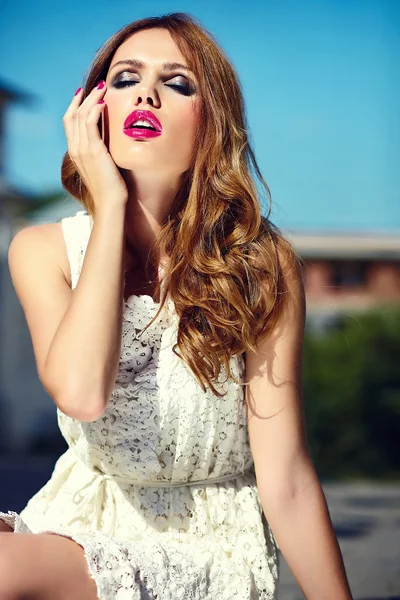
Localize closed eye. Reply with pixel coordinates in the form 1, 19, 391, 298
112, 78, 194, 96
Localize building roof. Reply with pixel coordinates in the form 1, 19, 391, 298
285, 230, 400, 260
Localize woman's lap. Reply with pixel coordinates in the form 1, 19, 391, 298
0, 531, 99, 600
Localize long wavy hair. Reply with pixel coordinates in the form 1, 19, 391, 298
61, 12, 303, 397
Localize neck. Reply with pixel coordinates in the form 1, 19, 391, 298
122, 170, 188, 271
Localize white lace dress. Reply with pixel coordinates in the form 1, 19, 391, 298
0, 210, 279, 599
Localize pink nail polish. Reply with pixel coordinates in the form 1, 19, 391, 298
98, 99, 105, 104
97, 80, 105, 90
74, 87, 82, 96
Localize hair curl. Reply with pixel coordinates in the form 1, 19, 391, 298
61, 12, 303, 397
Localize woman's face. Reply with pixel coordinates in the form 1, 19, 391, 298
103, 28, 200, 178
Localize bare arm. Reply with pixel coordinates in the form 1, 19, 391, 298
8, 205, 126, 422
260, 466, 352, 600
245, 246, 353, 599
44, 206, 126, 419
7, 80, 130, 422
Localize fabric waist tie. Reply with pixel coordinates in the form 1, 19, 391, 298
71, 468, 249, 534
103, 471, 247, 487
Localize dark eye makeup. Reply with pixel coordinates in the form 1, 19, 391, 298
111, 72, 195, 97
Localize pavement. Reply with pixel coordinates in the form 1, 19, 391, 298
1, 457, 399, 599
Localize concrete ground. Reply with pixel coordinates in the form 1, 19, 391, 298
1, 458, 399, 599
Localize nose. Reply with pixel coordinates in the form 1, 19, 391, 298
133, 80, 161, 109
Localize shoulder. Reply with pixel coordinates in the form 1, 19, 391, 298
9, 220, 71, 288
245, 228, 306, 384
257, 219, 305, 317
275, 232, 305, 314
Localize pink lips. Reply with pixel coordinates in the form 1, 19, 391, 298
123, 109, 162, 139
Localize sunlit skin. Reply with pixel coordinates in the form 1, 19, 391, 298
102, 28, 201, 275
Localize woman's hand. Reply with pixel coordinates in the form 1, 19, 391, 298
63, 81, 129, 211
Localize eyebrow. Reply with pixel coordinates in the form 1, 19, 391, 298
109, 59, 193, 73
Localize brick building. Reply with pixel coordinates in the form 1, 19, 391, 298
286, 230, 400, 327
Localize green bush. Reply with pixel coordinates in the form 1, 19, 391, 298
302, 306, 400, 480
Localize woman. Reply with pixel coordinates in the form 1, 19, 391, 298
0, 12, 353, 600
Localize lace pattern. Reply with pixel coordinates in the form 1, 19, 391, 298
0, 210, 279, 599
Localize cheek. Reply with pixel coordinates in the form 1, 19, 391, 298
103, 92, 132, 138
170, 102, 200, 142
184, 103, 199, 130
105, 96, 122, 132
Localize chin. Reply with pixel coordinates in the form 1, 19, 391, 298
111, 154, 145, 172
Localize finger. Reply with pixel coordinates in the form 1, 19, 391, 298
84, 101, 106, 149
63, 87, 84, 154
100, 108, 105, 144
77, 80, 106, 119
78, 81, 107, 153
73, 83, 104, 158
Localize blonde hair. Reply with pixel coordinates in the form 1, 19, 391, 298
61, 12, 303, 397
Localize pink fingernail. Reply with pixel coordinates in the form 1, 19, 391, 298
97, 80, 105, 90
74, 87, 82, 96
98, 99, 105, 104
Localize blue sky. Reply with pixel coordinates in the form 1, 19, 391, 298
1, 0, 399, 231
